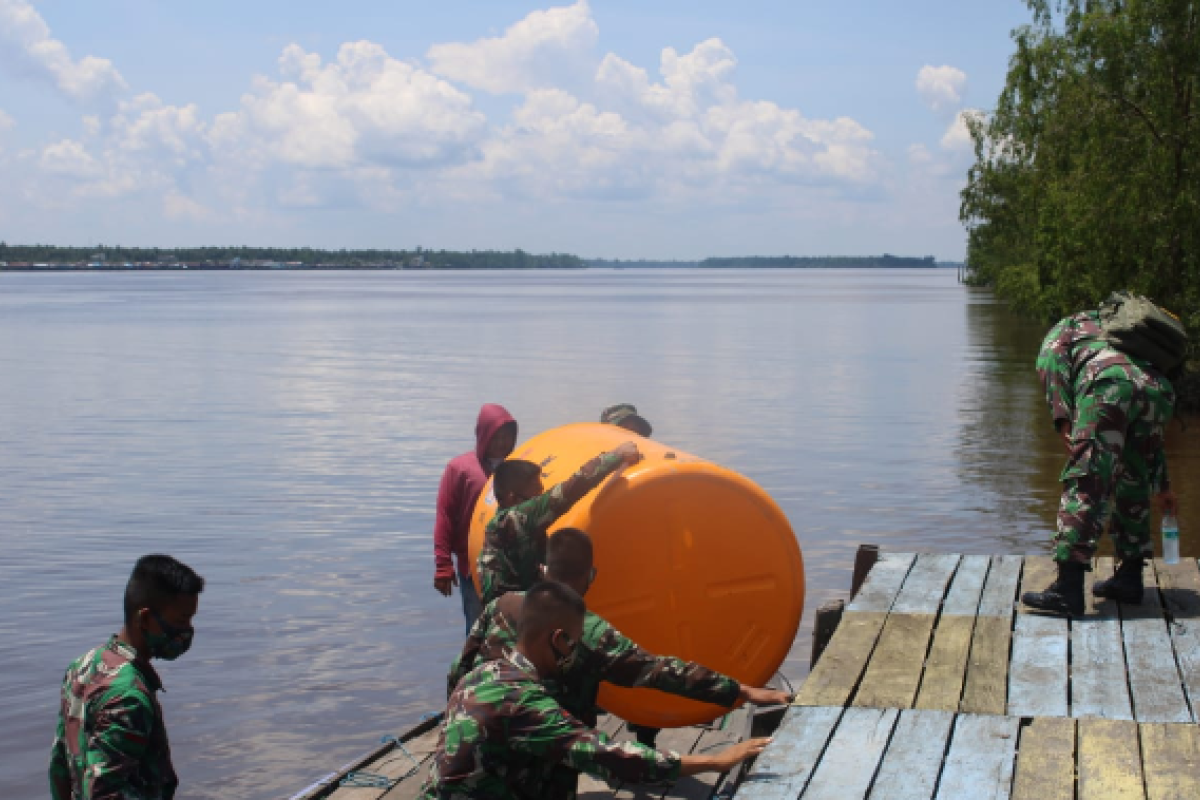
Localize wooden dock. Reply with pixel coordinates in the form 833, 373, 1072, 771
735, 552, 1200, 800
290, 707, 754, 800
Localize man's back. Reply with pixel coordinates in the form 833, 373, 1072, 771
51, 638, 176, 800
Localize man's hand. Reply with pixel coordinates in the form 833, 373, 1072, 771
710, 738, 772, 772
434, 573, 458, 597
1157, 490, 1179, 517
1055, 419, 1072, 454
739, 686, 792, 706
614, 441, 642, 466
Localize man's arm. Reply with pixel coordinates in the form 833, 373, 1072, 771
1036, 316, 1077, 431
592, 625, 742, 706
447, 601, 495, 698
82, 691, 156, 800
49, 709, 72, 800
433, 463, 462, 595
519, 444, 639, 531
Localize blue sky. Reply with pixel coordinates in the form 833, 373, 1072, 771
0, 1, 1032, 259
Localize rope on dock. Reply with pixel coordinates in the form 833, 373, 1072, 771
339, 735, 421, 789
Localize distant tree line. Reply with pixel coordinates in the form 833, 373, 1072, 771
960, 0, 1197, 402
0, 243, 586, 270
698, 255, 938, 268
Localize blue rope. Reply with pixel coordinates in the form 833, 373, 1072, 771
339, 735, 422, 789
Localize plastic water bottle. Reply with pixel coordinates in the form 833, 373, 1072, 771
1162, 513, 1180, 565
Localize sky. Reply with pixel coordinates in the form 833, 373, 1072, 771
0, 0, 1034, 260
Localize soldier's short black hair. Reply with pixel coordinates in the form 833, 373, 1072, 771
494, 460, 542, 504
518, 581, 585, 640
546, 528, 594, 583
124, 554, 205, 623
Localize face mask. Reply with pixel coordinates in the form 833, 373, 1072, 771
550, 631, 582, 675
146, 610, 194, 661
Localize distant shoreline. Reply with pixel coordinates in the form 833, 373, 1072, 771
0, 262, 962, 272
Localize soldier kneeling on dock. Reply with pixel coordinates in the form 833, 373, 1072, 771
448, 529, 790, 797
422, 581, 769, 799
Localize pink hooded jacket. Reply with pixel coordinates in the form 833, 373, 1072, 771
434, 404, 517, 580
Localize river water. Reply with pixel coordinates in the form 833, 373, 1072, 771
1, 269, 1195, 798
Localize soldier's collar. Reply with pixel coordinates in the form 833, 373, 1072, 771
507, 649, 538, 677
106, 635, 165, 692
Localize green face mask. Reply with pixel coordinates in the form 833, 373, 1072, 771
146, 609, 194, 661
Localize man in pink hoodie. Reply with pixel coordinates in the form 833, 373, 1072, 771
434, 404, 518, 633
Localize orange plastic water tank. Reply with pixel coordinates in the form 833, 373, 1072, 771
467, 423, 804, 728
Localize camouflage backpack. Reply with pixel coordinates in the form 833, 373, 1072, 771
1098, 292, 1189, 373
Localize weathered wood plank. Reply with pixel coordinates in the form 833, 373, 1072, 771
1077, 717, 1146, 799
933, 714, 1020, 800
799, 707, 897, 800
1072, 558, 1134, 720
847, 553, 917, 613
977, 555, 1022, 617
330, 738, 436, 800
853, 613, 937, 710
793, 612, 888, 708
1007, 613, 1069, 717
1154, 558, 1200, 722
670, 708, 751, 800
960, 615, 1011, 715
865, 709, 954, 800
914, 616, 975, 712
1010, 716, 1075, 800
732, 706, 842, 800
941, 555, 990, 616
1122, 563, 1192, 724
613, 727, 706, 800
890, 554, 961, 614
1016, 555, 1058, 614
1141, 722, 1200, 800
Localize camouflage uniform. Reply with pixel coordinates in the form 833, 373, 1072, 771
419, 650, 681, 800
49, 637, 177, 800
1037, 310, 1175, 564
448, 593, 741, 723
477, 452, 624, 605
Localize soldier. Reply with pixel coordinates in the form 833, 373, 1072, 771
600, 403, 653, 438
1022, 306, 1178, 616
449, 529, 790, 797
433, 403, 518, 633
420, 581, 770, 799
50, 554, 205, 800
477, 442, 641, 606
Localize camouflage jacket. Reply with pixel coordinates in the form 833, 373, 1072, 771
448, 593, 741, 725
49, 637, 177, 800
477, 452, 624, 605
420, 650, 681, 800
1037, 310, 1172, 488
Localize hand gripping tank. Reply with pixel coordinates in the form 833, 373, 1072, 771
468, 423, 804, 728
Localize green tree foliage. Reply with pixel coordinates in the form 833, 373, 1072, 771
961, 0, 1199, 373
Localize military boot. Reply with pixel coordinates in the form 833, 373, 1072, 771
1021, 560, 1085, 616
1092, 557, 1145, 604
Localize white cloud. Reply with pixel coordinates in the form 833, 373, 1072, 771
0, 108, 13, 130
0, 0, 127, 102
916, 65, 966, 113
427, 0, 598, 94
163, 189, 212, 221
940, 110, 978, 151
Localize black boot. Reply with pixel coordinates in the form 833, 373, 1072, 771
1021, 561, 1086, 616
1092, 557, 1144, 604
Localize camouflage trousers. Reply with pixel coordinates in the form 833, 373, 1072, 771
1053, 366, 1174, 565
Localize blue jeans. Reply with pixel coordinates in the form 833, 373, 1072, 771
459, 573, 483, 635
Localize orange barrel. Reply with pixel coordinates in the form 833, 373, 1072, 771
468, 423, 804, 728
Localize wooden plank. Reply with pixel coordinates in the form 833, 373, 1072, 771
1085, 557, 1118, 617
890, 554, 961, 614
798, 707, 897, 800
613, 727, 706, 799
865, 709, 954, 800
1154, 558, 1200, 721
378, 762, 434, 800
329, 745, 435, 800
732, 706, 842, 800
1141, 722, 1200, 800
1007, 613, 1069, 717
793, 612, 888, 708
1010, 716, 1075, 800
1077, 717, 1146, 799
914, 616, 975, 712
847, 553, 917, 613
941, 555, 990, 616
1016, 554, 1057, 614
933, 714, 1020, 800
960, 615, 1011, 715
852, 613, 936, 710
1122, 563, 1193, 723
671, 708, 751, 800
977, 555, 1022, 617
1072, 558, 1135, 720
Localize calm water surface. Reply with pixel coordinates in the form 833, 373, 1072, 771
1, 270, 1195, 799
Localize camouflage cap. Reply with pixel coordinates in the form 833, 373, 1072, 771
600, 404, 652, 437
